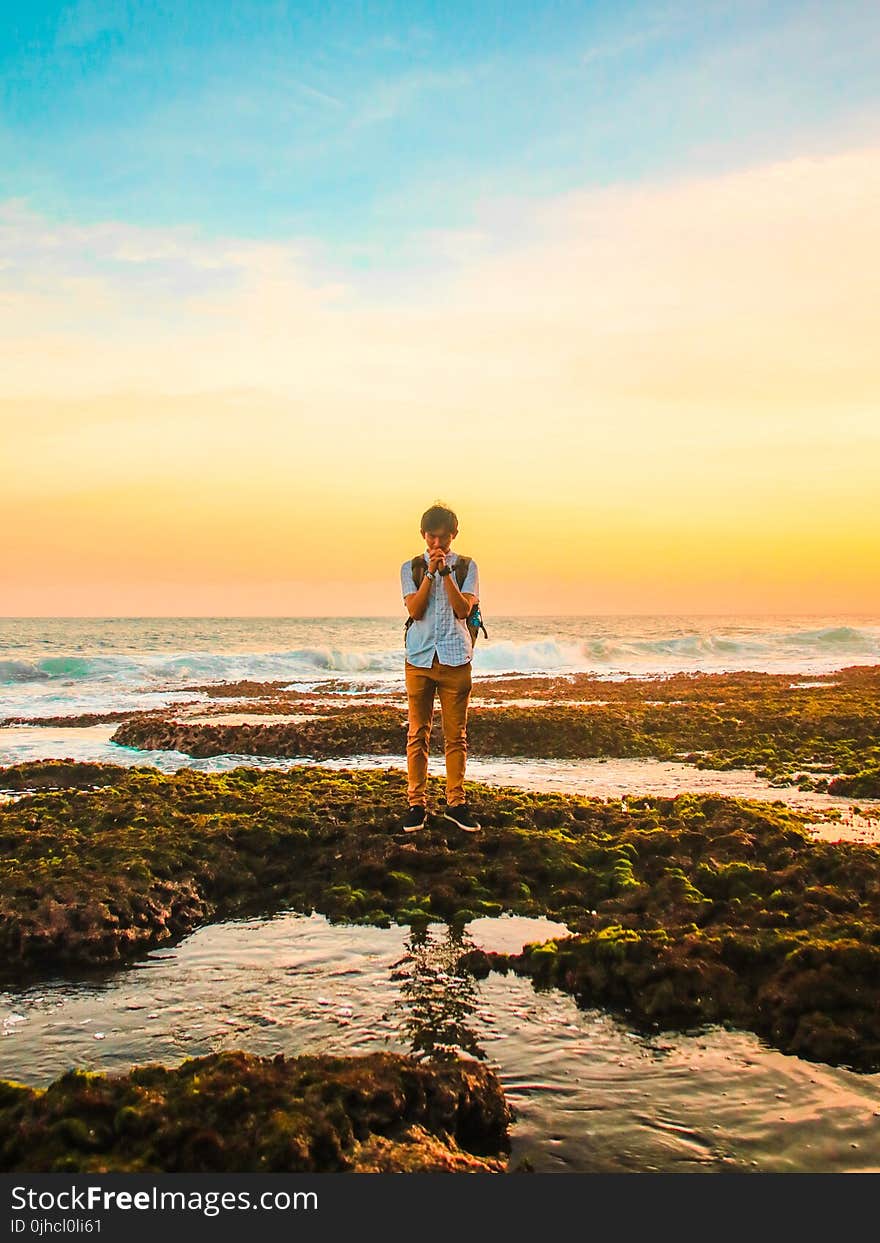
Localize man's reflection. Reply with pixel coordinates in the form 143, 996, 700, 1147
390, 922, 485, 1061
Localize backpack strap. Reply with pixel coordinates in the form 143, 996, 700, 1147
453, 556, 488, 642
404, 555, 425, 634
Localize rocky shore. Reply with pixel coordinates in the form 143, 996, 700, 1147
109, 664, 880, 793
0, 1050, 510, 1172
4, 663, 879, 1170
3, 761, 880, 1069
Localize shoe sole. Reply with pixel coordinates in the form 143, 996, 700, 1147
441, 812, 481, 832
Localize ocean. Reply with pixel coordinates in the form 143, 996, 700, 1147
2, 614, 879, 723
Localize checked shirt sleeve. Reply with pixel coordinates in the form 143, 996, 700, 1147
401, 560, 418, 601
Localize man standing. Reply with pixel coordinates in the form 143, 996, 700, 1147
400, 502, 481, 833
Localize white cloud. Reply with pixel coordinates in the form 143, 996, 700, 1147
2, 146, 879, 450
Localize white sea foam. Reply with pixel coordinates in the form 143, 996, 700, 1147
473, 639, 587, 672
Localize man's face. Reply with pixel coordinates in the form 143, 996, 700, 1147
422, 527, 456, 553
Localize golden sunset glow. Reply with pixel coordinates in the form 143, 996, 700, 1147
3, 144, 879, 614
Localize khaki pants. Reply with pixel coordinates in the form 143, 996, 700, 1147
405, 655, 472, 808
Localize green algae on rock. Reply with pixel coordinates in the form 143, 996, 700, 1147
4, 765, 880, 1070
0, 760, 143, 792
828, 768, 880, 799
0, 763, 619, 973
0, 1050, 510, 1172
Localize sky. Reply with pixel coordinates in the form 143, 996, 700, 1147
2, 0, 879, 615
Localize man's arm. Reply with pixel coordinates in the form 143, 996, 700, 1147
403, 557, 437, 620
441, 556, 479, 620
443, 575, 477, 620
404, 573, 433, 621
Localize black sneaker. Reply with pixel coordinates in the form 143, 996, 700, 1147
442, 803, 481, 833
402, 805, 427, 833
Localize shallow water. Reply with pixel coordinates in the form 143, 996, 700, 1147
3, 912, 879, 1174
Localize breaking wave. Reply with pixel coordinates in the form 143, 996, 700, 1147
0, 660, 51, 684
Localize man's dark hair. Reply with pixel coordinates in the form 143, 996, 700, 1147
420, 502, 458, 534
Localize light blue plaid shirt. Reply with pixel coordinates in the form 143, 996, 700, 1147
401, 551, 480, 667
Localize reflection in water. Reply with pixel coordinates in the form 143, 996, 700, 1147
3, 912, 880, 1171
391, 924, 484, 1062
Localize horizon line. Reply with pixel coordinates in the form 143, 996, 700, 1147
2, 613, 879, 622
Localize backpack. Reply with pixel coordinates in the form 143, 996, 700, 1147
405, 554, 489, 647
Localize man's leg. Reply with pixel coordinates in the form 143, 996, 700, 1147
436, 660, 472, 807
405, 660, 436, 807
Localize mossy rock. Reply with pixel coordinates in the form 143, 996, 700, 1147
828, 769, 880, 798
4, 762, 880, 1068
0, 1051, 511, 1173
